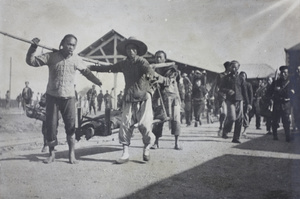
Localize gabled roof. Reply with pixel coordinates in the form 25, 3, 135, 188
239, 64, 275, 79
79, 29, 125, 56
78, 30, 273, 78
79, 29, 221, 74
78, 29, 153, 64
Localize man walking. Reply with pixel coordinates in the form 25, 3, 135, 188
151, 50, 183, 150
210, 61, 231, 136
26, 34, 102, 164
220, 61, 249, 143
267, 66, 292, 142
22, 81, 33, 111
87, 85, 97, 115
89, 37, 169, 164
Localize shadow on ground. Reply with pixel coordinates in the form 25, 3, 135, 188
121, 129, 300, 199
0, 145, 121, 163
121, 154, 300, 199
234, 129, 300, 155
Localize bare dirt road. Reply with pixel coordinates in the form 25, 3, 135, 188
1, 108, 300, 199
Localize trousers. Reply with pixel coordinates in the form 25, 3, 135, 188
119, 93, 155, 146
223, 100, 243, 140
46, 94, 76, 147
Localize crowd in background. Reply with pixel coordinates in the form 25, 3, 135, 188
12, 62, 300, 145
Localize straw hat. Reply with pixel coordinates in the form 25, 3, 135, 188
117, 37, 148, 56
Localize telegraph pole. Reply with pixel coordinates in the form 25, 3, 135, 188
9, 57, 12, 94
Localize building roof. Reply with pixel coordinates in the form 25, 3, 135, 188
239, 64, 275, 79
79, 29, 222, 75
78, 29, 153, 64
285, 43, 300, 51
78, 30, 274, 79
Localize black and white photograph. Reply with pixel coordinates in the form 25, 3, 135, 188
0, 0, 300, 198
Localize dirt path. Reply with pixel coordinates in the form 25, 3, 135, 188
1, 108, 300, 199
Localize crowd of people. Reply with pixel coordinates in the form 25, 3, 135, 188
20, 33, 299, 165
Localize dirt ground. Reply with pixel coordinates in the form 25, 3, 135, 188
1, 107, 300, 199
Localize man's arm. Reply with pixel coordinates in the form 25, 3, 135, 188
26, 38, 48, 67
241, 80, 249, 105
88, 61, 122, 73
79, 68, 102, 87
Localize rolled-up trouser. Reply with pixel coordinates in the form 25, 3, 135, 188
46, 94, 76, 147
223, 100, 243, 140
119, 93, 155, 146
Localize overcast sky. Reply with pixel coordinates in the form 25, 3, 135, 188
0, 0, 299, 98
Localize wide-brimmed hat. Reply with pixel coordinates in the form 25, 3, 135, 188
279, 65, 288, 71
117, 37, 148, 56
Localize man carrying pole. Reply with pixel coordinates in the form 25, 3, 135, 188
151, 50, 183, 150
26, 34, 102, 164
88, 37, 170, 164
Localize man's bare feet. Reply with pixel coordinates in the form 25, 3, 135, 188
43, 153, 55, 164
67, 135, 78, 164
41, 145, 47, 153
69, 152, 79, 164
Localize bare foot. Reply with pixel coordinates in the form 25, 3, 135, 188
43, 154, 55, 164
69, 153, 79, 164
41, 146, 47, 153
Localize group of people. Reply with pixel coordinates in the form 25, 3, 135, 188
24, 33, 299, 165
84, 86, 123, 115
211, 60, 299, 144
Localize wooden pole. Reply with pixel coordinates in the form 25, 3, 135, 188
0, 30, 110, 66
9, 57, 12, 94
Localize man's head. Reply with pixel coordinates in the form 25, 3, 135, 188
195, 78, 201, 87
195, 70, 202, 75
92, 85, 95, 90
25, 81, 29, 86
59, 34, 77, 56
239, 71, 247, 81
155, 50, 167, 64
125, 43, 138, 59
223, 61, 231, 71
117, 37, 147, 57
229, 60, 240, 74
279, 65, 288, 81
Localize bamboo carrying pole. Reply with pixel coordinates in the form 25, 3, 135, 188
0, 30, 176, 68
0, 30, 111, 66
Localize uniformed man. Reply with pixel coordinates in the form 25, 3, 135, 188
267, 66, 292, 142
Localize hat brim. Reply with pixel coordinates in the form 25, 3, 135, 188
117, 39, 148, 56
279, 66, 288, 71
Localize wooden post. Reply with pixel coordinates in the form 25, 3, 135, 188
9, 57, 12, 95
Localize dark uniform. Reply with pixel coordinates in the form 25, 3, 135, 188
220, 69, 249, 143
267, 66, 292, 142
